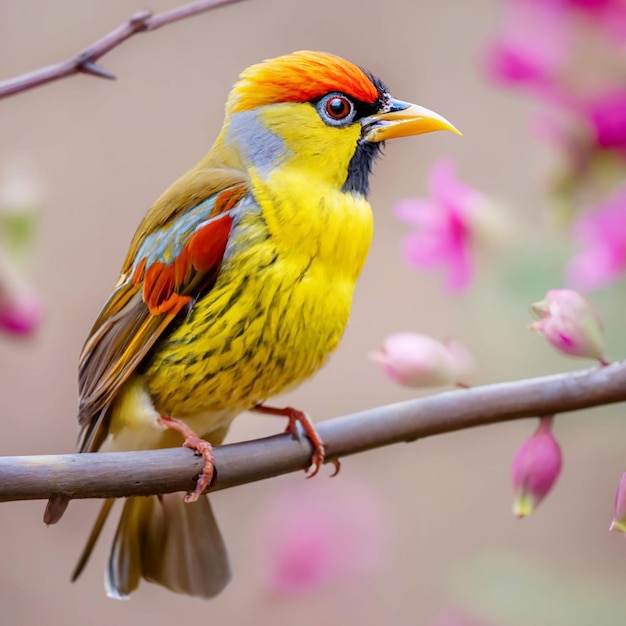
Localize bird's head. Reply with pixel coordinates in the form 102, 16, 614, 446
214, 51, 460, 196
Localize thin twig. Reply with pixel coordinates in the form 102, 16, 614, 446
1, 361, 624, 503
0, 0, 246, 99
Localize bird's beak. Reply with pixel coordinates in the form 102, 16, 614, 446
362, 98, 461, 143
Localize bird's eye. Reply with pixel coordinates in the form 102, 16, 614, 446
326, 96, 351, 119
316, 92, 357, 127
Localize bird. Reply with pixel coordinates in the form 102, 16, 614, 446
43, 50, 459, 599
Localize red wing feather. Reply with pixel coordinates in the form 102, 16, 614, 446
134, 212, 234, 316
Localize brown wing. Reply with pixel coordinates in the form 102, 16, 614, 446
76, 167, 248, 453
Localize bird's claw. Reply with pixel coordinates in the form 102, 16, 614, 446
182, 437, 214, 503
254, 403, 340, 478
304, 446, 340, 478
158, 415, 214, 502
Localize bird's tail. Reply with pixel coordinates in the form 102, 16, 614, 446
44, 495, 70, 525
72, 494, 231, 599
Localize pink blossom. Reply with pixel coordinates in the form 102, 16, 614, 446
544, 0, 625, 15
529, 289, 605, 361
370, 332, 473, 388
484, 0, 572, 97
0, 250, 42, 337
566, 184, 626, 290
584, 90, 626, 152
395, 158, 491, 293
519, 0, 626, 42
610, 472, 626, 533
512, 416, 563, 518
566, 0, 626, 42
0, 161, 42, 337
568, 0, 616, 8
0, 286, 41, 335
255, 477, 390, 595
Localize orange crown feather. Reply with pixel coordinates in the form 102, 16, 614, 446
226, 50, 381, 115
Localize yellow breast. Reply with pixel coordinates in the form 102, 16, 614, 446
143, 166, 373, 419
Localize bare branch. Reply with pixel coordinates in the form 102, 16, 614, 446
1, 361, 625, 504
0, 0, 246, 99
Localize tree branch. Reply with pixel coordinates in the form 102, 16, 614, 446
0, 0, 246, 99
1, 361, 625, 503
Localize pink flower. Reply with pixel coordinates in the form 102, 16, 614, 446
566, 184, 626, 290
569, 0, 615, 8
370, 333, 473, 388
512, 416, 563, 518
395, 158, 496, 293
484, 0, 572, 97
566, 0, 626, 42
255, 476, 390, 595
529, 289, 605, 361
610, 472, 626, 533
0, 286, 41, 335
0, 249, 42, 337
0, 160, 42, 337
585, 90, 626, 152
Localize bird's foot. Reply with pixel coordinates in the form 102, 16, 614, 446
253, 403, 340, 478
157, 415, 214, 503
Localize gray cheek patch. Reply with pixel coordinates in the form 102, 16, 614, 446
225, 109, 289, 174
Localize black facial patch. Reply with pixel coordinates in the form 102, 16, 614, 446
344, 71, 388, 196
341, 139, 383, 196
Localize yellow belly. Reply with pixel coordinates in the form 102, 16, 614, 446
145, 169, 373, 419
143, 228, 360, 416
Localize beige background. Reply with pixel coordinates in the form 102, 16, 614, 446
2, 1, 626, 624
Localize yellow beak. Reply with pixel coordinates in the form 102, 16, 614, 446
362, 99, 461, 143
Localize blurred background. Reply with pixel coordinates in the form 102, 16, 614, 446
2, 0, 626, 624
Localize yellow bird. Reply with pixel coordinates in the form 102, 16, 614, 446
44, 50, 459, 598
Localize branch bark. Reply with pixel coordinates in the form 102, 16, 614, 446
1, 361, 624, 503
0, 0, 246, 99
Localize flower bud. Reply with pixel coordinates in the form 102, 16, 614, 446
530, 289, 605, 362
512, 416, 562, 518
0, 160, 43, 337
0, 160, 41, 262
0, 250, 42, 336
610, 472, 626, 533
370, 333, 473, 388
